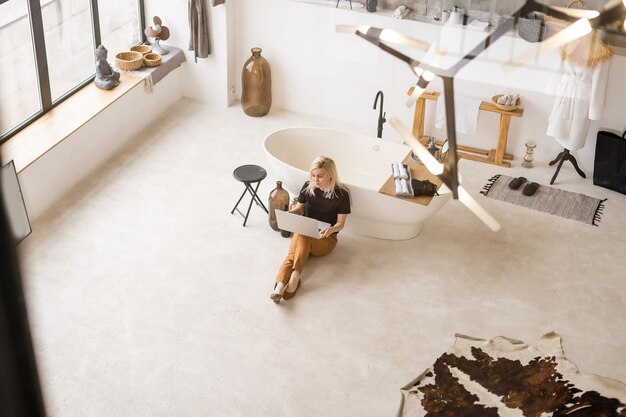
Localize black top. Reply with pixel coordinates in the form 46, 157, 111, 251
297, 181, 351, 226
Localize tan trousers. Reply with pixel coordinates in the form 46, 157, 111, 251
275, 233, 338, 286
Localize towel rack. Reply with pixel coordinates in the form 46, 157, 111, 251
408, 89, 524, 167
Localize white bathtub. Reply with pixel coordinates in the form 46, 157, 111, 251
263, 127, 452, 240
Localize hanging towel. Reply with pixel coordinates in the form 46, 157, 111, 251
435, 94, 481, 134
189, 0, 211, 62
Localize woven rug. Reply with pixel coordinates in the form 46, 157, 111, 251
397, 333, 626, 417
480, 174, 606, 226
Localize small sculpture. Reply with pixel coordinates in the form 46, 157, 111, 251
145, 16, 171, 55
94, 45, 120, 90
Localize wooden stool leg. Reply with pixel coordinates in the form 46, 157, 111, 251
494, 114, 511, 165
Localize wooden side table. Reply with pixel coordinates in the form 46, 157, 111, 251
408, 89, 524, 168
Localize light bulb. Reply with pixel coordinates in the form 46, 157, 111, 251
406, 85, 426, 107
457, 186, 501, 231
335, 24, 371, 34
379, 29, 430, 51
551, 6, 599, 19
390, 117, 444, 175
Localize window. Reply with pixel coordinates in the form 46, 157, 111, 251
99, 0, 141, 60
0, 1, 41, 137
0, 0, 145, 143
41, 0, 96, 101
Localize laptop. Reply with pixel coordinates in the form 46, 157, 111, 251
275, 210, 331, 239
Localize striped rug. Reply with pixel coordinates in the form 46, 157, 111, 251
480, 174, 606, 226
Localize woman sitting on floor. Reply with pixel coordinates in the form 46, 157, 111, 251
270, 156, 351, 303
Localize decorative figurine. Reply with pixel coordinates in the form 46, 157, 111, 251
522, 141, 537, 168
145, 16, 170, 55
94, 45, 120, 90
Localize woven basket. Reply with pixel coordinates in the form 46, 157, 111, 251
130, 44, 151, 55
492, 95, 521, 111
143, 53, 162, 67
115, 51, 143, 71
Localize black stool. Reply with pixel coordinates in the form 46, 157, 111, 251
231, 164, 269, 226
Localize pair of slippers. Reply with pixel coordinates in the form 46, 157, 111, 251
508, 177, 540, 196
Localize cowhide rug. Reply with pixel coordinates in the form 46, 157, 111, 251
397, 332, 626, 417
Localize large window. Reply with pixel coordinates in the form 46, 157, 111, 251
0, 0, 144, 142
0, 1, 41, 137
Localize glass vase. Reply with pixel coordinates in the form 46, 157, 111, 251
241, 47, 272, 117
268, 181, 289, 231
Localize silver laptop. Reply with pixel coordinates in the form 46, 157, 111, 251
275, 210, 331, 239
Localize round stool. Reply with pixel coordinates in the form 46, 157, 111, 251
231, 164, 269, 226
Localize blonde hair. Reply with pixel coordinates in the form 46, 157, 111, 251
306, 156, 347, 199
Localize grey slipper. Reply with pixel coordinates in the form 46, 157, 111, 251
508, 176, 527, 190
522, 182, 540, 196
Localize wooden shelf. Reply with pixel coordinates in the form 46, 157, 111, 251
1, 74, 144, 173
407, 89, 524, 167
378, 152, 443, 206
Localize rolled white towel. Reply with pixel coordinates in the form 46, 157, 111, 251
392, 163, 401, 179
394, 179, 402, 195
400, 179, 409, 195
398, 164, 409, 180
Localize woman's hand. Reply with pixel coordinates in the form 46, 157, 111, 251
289, 199, 304, 215
319, 214, 347, 238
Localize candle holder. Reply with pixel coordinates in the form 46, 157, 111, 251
522, 141, 536, 168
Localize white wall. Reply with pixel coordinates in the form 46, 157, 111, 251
18, 69, 184, 220
234, 0, 626, 170
144, 0, 236, 106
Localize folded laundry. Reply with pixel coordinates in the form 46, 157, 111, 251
435, 94, 481, 134
391, 163, 409, 180
400, 179, 409, 194
392, 165, 414, 197
398, 164, 409, 180
392, 163, 401, 179
394, 178, 402, 195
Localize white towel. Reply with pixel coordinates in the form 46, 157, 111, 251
394, 179, 402, 195
435, 94, 481, 134
400, 179, 409, 195
398, 164, 409, 180
392, 163, 400, 179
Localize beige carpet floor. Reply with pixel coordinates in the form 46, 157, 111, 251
18, 99, 626, 417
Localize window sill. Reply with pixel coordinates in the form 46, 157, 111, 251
1, 74, 144, 173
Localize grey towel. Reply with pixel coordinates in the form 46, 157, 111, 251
212, 0, 225, 5
188, 0, 211, 61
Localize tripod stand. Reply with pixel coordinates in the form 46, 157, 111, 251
549, 148, 586, 185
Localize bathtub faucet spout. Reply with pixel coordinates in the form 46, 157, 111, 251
373, 90, 386, 139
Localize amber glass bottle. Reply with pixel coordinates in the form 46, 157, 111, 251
268, 181, 289, 231
241, 47, 272, 117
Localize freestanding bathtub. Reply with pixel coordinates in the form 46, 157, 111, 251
263, 127, 452, 240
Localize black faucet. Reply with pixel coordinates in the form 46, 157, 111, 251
373, 91, 386, 139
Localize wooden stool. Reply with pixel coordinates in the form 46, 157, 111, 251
231, 164, 269, 226
409, 89, 524, 167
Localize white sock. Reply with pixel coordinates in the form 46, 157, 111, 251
273, 282, 285, 294
287, 270, 300, 292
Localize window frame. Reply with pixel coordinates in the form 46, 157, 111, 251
0, 0, 146, 144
